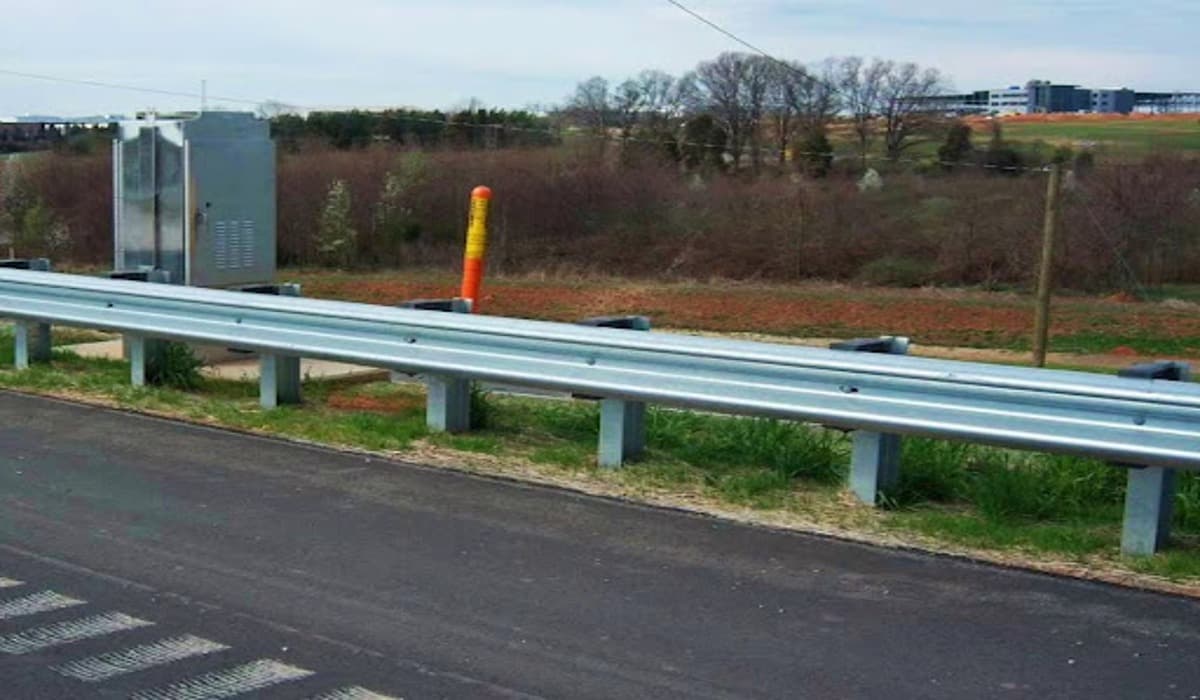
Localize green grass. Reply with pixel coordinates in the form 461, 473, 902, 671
893, 509, 1116, 556
1047, 332, 1200, 357
995, 120, 1200, 156
4, 325, 1200, 582
0, 329, 429, 453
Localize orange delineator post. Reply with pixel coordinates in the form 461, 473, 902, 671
460, 186, 492, 311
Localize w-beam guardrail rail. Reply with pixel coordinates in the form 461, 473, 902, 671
2, 268, 1199, 556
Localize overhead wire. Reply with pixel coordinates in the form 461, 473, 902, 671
0, 68, 266, 108
0, 58, 1064, 175
658, 0, 1074, 175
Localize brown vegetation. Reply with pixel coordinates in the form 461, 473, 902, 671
3, 145, 1198, 292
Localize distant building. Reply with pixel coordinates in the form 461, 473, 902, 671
1026, 81, 1093, 113
920, 91, 988, 115
1090, 89, 1136, 114
948, 81, 1141, 116
987, 87, 1029, 114
1135, 91, 1200, 113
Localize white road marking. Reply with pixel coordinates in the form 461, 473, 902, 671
0, 612, 153, 654
310, 686, 402, 700
0, 590, 85, 620
0, 578, 23, 588
130, 658, 315, 700
54, 634, 230, 682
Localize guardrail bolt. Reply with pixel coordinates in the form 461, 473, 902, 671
2, 259, 53, 369
831, 336, 910, 505
579, 315, 652, 469
398, 299, 473, 433
1117, 361, 1191, 557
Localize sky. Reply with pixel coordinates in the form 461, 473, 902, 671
1, 0, 1197, 116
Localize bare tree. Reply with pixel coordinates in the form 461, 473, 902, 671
792, 59, 840, 135
612, 78, 645, 140
566, 77, 611, 133
742, 56, 773, 174
878, 62, 948, 159
765, 61, 799, 166
765, 60, 839, 167
691, 52, 756, 170
836, 57, 890, 168
629, 70, 686, 156
633, 71, 683, 127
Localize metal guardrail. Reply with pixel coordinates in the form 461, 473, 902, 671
2, 268, 1198, 555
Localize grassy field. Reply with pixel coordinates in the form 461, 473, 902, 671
3, 325, 1199, 592
968, 114, 1200, 156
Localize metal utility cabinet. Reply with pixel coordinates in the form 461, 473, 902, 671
113, 111, 275, 288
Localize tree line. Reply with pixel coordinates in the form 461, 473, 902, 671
266, 52, 950, 173
560, 53, 946, 174
267, 103, 557, 151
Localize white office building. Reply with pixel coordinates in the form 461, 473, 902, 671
987, 87, 1030, 114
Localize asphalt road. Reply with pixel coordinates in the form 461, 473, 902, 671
1, 391, 1199, 699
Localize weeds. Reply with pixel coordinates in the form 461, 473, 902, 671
885, 439, 973, 506
970, 454, 1124, 523
647, 410, 848, 485
146, 342, 204, 390
469, 384, 497, 430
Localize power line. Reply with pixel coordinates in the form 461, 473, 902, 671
662, 0, 843, 94
662, 0, 782, 61
0, 68, 265, 108
1, 66, 1063, 173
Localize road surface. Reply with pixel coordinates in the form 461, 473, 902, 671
1, 391, 1198, 698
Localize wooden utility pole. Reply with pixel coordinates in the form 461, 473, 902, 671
1032, 163, 1063, 367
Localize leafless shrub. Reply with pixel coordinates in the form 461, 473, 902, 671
9, 145, 1199, 293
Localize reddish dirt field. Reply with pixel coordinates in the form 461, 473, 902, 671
291, 271, 1200, 357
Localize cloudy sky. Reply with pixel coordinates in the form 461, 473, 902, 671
2, 0, 1196, 116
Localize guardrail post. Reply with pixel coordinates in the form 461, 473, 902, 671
831, 336, 910, 505
111, 270, 171, 387
398, 299, 473, 432
580, 316, 651, 469
1118, 361, 1190, 556
13, 320, 52, 370
2, 259, 52, 368
246, 284, 303, 409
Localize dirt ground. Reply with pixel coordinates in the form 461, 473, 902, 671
290, 270, 1200, 370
